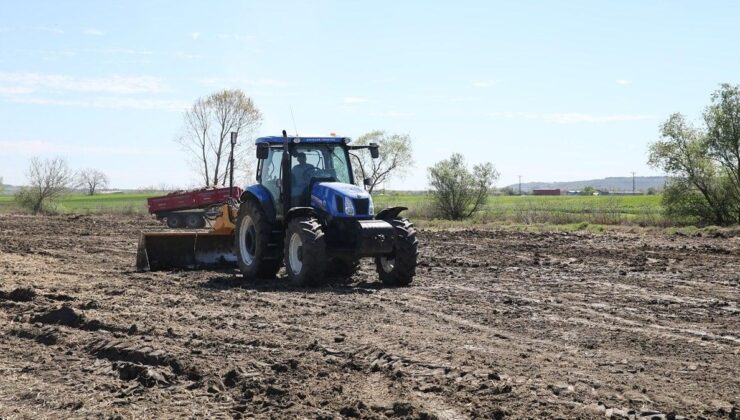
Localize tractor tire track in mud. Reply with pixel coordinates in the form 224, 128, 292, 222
0, 214, 738, 418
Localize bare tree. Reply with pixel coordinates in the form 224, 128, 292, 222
176, 89, 262, 187
350, 131, 414, 193
181, 97, 212, 186
15, 157, 74, 214
77, 168, 109, 195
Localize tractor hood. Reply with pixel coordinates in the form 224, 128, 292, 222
310, 182, 374, 218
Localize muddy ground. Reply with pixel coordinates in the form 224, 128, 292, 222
0, 214, 737, 419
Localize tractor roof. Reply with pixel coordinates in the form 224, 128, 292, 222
255, 136, 351, 145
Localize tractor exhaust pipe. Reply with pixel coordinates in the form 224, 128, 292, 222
281, 129, 291, 221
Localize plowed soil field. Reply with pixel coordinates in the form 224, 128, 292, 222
0, 214, 738, 419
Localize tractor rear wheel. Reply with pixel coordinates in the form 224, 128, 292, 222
284, 216, 326, 286
375, 218, 418, 286
235, 200, 282, 280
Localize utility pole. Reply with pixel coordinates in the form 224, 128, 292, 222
630, 171, 636, 195
518, 175, 522, 195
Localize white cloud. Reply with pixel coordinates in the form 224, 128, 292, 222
370, 111, 416, 118
343, 97, 368, 104
0, 72, 166, 94
544, 113, 654, 123
616, 79, 632, 86
488, 111, 656, 124
173, 52, 201, 60
216, 33, 256, 41
472, 80, 497, 88
6, 96, 188, 111
0, 140, 149, 156
198, 77, 288, 88
191, 32, 200, 40
0, 86, 34, 95
34, 26, 64, 35
86, 48, 153, 56
82, 28, 104, 36
248, 79, 288, 87
450, 96, 474, 103
488, 111, 539, 120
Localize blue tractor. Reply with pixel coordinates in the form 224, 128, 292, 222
235, 131, 418, 286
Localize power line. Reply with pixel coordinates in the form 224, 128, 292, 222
630, 171, 636, 195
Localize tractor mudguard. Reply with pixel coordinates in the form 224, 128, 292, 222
241, 185, 276, 223
376, 206, 408, 221
286, 207, 318, 222
355, 219, 395, 256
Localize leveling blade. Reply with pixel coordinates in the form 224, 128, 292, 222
136, 230, 237, 271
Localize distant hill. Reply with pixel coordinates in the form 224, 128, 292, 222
505, 176, 667, 193
0, 183, 19, 195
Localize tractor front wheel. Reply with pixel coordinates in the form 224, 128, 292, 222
284, 216, 326, 286
375, 218, 418, 286
235, 200, 281, 280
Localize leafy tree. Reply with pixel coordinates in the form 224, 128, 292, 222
176, 89, 262, 187
77, 168, 109, 195
646, 187, 658, 195
499, 186, 516, 196
580, 186, 597, 196
15, 157, 74, 214
350, 131, 413, 193
428, 153, 499, 220
649, 84, 740, 224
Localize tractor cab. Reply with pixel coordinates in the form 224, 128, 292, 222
254, 136, 375, 220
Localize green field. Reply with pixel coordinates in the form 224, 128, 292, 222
0, 192, 155, 214
0, 191, 667, 226
374, 193, 665, 225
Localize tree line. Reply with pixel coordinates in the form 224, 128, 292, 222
15, 84, 740, 225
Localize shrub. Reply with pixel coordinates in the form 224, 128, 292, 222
427, 153, 499, 220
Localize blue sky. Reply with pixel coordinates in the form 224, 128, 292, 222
1, 1, 739, 189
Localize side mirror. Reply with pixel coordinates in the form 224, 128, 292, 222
369, 143, 379, 159
256, 144, 269, 159
363, 177, 372, 186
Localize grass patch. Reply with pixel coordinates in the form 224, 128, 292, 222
0, 192, 157, 215
374, 193, 667, 226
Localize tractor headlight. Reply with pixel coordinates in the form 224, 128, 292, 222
368, 199, 374, 215
343, 196, 355, 216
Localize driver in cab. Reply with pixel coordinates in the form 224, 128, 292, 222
293, 152, 315, 181
292, 152, 315, 194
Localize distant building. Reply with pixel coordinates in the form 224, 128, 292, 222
532, 188, 561, 196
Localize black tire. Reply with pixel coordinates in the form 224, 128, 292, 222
325, 258, 359, 279
235, 200, 282, 280
283, 216, 326, 286
375, 218, 418, 286
184, 213, 205, 229
166, 214, 183, 229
